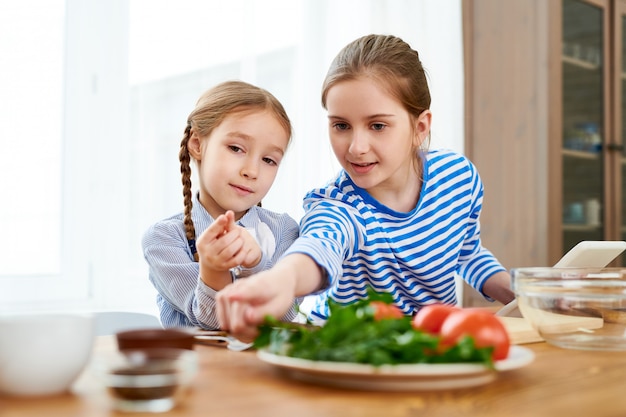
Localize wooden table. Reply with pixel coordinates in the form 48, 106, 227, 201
2, 336, 626, 417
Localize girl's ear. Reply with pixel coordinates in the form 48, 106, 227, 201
188, 130, 203, 160
413, 109, 432, 147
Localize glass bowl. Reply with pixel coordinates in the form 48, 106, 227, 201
511, 267, 626, 351
91, 348, 198, 412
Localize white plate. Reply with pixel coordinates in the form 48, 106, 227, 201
257, 345, 534, 391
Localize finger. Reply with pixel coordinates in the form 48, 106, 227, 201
230, 301, 259, 341
229, 243, 249, 267
223, 210, 237, 232
244, 246, 262, 267
216, 214, 232, 237
219, 234, 245, 264
216, 284, 255, 340
244, 305, 267, 328
228, 300, 245, 333
199, 214, 229, 241
198, 235, 239, 271
234, 245, 260, 269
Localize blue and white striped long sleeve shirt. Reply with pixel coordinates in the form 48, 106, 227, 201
283, 149, 506, 321
142, 193, 300, 329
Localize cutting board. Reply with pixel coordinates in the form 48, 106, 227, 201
498, 314, 604, 345
498, 317, 544, 344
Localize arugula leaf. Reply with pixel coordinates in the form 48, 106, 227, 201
255, 291, 494, 367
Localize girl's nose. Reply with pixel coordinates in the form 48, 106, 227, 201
241, 159, 258, 179
348, 132, 370, 155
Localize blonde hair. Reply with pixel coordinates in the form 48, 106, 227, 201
321, 34, 431, 174
179, 80, 292, 261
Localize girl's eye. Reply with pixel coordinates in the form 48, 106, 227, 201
371, 123, 386, 131
332, 122, 350, 131
262, 157, 278, 166
228, 145, 243, 153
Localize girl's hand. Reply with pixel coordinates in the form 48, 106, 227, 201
216, 270, 298, 341
196, 211, 261, 271
196, 211, 261, 289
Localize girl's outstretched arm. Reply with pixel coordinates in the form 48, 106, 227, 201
482, 270, 515, 305
216, 253, 324, 341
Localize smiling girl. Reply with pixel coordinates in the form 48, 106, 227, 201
216, 35, 514, 339
142, 80, 299, 330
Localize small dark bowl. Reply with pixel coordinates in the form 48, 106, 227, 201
116, 328, 195, 351
92, 348, 198, 413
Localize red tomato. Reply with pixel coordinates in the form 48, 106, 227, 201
439, 309, 510, 360
370, 301, 404, 321
412, 304, 459, 334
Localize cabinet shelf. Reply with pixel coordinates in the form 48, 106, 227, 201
563, 224, 601, 232
562, 54, 600, 70
562, 148, 600, 159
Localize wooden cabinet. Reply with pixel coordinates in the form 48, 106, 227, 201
462, 0, 626, 305
559, 0, 609, 255
615, 1, 626, 252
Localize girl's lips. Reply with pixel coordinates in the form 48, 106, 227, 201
350, 162, 376, 175
231, 184, 253, 196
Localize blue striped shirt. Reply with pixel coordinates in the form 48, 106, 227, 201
142, 193, 300, 329
284, 149, 505, 321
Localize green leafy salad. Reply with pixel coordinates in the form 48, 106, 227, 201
253, 291, 494, 367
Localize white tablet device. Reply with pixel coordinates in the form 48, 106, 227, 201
553, 240, 626, 268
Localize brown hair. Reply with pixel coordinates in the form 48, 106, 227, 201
321, 34, 431, 174
179, 80, 292, 261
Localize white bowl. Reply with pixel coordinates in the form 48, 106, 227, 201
0, 313, 94, 396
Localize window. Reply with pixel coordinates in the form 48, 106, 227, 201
0, 0, 464, 314
0, 1, 86, 305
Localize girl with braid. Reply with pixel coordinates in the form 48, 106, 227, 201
142, 80, 300, 330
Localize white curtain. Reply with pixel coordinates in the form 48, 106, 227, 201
0, 0, 463, 314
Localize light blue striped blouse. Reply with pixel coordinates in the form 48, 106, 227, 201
142, 193, 300, 329
284, 149, 506, 321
